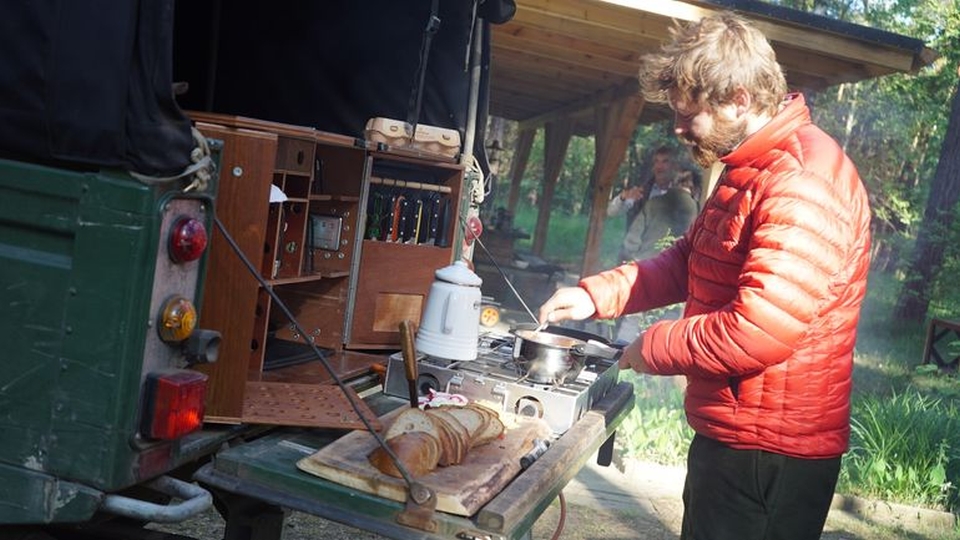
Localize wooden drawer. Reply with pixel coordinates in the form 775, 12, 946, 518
275, 136, 315, 174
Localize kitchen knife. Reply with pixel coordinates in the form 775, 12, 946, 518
425, 193, 441, 244
389, 195, 405, 242
383, 195, 397, 241
399, 320, 419, 408
435, 196, 451, 248
409, 198, 424, 244
397, 197, 411, 242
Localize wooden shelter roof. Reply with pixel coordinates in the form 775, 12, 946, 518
488, 0, 937, 134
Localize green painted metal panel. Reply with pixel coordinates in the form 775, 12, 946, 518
0, 157, 214, 497
0, 159, 157, 491
0, 458, 102, 523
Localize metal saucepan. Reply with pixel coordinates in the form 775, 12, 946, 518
511, 327, 621, 384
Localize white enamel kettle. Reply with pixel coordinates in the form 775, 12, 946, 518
416, 260, 482, 361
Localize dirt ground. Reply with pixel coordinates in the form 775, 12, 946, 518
153, 498, 954, 540
152, 458, 957, 539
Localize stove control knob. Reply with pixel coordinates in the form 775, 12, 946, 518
416, 374, 441, 396
515, 397, 544, 419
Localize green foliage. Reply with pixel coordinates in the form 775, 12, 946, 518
839, 389, 960, 511
511, 131, 598, 216
844, 272, 919, 396
508, 204, 626, 271
618, 371, 693, 466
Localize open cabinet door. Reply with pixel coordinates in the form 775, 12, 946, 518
192, 114, 384, 429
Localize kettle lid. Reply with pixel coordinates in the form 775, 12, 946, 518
434, 260, 482, 286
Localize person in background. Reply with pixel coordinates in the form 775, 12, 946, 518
607, 145, 677, 261
538, 12, 870, 540
614, 172, 699, 342
621, 175, 698, 262
675, 167, 702, 208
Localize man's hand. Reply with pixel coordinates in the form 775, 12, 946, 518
618, 333, 650, 373
621, 186, 645, 201
538, 287, 596, 325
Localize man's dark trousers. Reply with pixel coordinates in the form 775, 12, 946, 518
680, 434, 841, 540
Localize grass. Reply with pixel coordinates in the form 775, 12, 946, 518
842, 389, 960, 509
495, 204, 960, 513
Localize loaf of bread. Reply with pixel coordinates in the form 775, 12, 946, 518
368, 403, 505, 477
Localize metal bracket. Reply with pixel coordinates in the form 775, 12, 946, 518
396, 482, 438, 533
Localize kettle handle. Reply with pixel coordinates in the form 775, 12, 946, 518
441, 293, 459, 334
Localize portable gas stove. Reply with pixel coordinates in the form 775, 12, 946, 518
383, 330, 620, 435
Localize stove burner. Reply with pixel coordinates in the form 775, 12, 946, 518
383, 331, 620, 435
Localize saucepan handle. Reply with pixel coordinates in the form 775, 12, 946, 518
578, 340, 622, 360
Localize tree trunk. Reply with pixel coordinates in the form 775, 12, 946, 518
893, 79, 960, 323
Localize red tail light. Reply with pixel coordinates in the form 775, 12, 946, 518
140, 370, 207, 440
168, 217, 208, 263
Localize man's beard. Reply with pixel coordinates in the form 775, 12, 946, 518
683, 115, 748, 169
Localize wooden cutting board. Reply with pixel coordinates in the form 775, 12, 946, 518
297, 407, 552, 516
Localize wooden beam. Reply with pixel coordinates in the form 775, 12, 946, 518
532, 119, 574, 256
519, 79, 640, 131
493, 26, 641, 76
489, 59, 606, 96
498, 19, 645, 63
491, 48, 625, 90
512, 0, 671, 51
506, 129, 536, 216
581, 93, 646, 277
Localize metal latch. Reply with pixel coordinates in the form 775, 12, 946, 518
396, 482, 438, 533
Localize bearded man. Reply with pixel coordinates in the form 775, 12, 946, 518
538, 13, 870, 540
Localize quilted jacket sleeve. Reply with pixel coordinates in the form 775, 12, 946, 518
646, 166, 856, 378
580, 232, 692, 318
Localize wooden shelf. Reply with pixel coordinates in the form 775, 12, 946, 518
308, 194, 360, 202
266, 272, 349, 286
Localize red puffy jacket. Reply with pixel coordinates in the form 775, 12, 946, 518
581, 94, 870, 459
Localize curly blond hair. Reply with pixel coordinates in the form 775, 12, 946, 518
639, 12, 787, 116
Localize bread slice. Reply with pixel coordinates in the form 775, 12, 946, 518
384, 408, 442, 441
473, 413, 505, 446
368, 431, 441, 478
427, 408, 470, 464
429, 412, 458, 466
464, 403, 505, 446
445, 407, 487, 442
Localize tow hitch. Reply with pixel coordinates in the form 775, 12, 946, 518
100, 475, 212, 523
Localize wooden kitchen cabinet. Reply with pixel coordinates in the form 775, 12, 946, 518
191, 113, 462, 423
345, 152, 463, 348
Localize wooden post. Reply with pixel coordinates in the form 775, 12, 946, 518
506, 128, 536, 216
581, 94, 645, 276
532, 119, 573, 256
